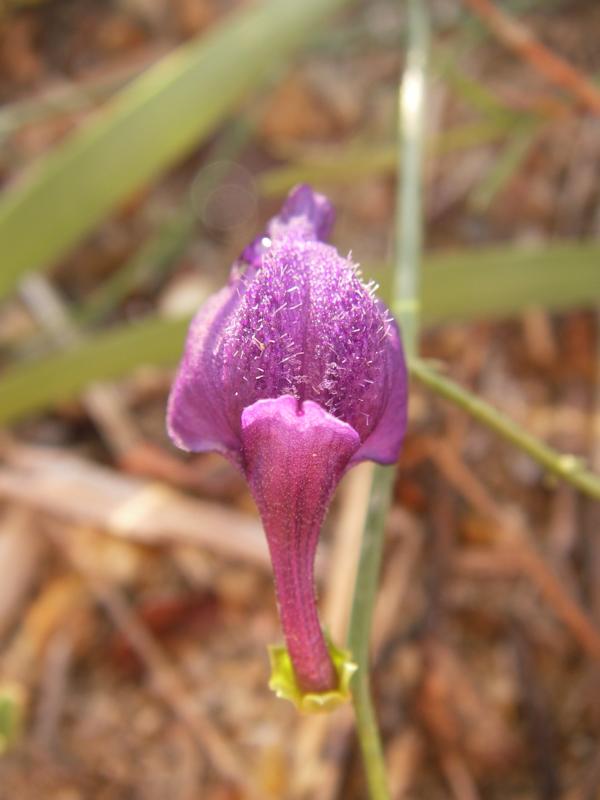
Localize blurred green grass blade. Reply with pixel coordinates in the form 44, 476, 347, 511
0, 315, 190, 424
0, 55, 152, 143
469, 123, 539, 211
77, 114, 258, 326
0, 0, 352, 301
2, 241, 599, 426
433, 49, 514, 119
259, 146, 397, 195
259, 120, 515, 197
420, 241, 600, 325
75, 213, 194, 326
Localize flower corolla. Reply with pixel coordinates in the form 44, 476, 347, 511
167, 185, 407, 706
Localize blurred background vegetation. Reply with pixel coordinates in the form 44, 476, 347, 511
0, 1, 600, 798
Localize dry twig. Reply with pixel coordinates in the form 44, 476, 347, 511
19, 274, 141, 458
0, 441, 269, 567
45, 522, 263, 799
0, 508, 46, 641
426, 433, 600, 662
455, 546, 600, 663
463, 0, 600, 114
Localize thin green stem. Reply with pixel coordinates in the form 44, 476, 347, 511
409, 358, 600, 501
347, 464, 395, 800
396, 0, 428, 353
347, 2, 429, 798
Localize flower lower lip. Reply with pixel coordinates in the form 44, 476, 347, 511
241, 395, 360, 693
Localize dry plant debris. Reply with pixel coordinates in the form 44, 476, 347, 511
1, 1, 600, 798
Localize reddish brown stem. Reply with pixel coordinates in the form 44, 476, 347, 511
463, 0, 600, 115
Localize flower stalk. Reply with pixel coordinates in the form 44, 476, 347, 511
409, 357, 600, 501
348, 1, 429, 797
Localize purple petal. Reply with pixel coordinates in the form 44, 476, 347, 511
351, 314, 408, 466
241, 395, 360, 692
166, 283, 244, 458
238, 234, 270, 270
167, 234, 407, 463
239, 185, 335, 269
271, 184, 335, 242
217, 239, 403, 443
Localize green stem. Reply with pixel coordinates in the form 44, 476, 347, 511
347, 465, 395, 800
409, 358, 600, 501
347, 2, 429, 798
395, 0, 428, 352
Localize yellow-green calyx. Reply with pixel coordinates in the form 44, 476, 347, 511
268, 640, 357, 713
0, 682, 26, 754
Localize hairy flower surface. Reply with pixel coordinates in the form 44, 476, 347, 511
167, 185, 407, 702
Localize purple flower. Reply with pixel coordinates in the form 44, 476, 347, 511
167, 185, 407, 700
